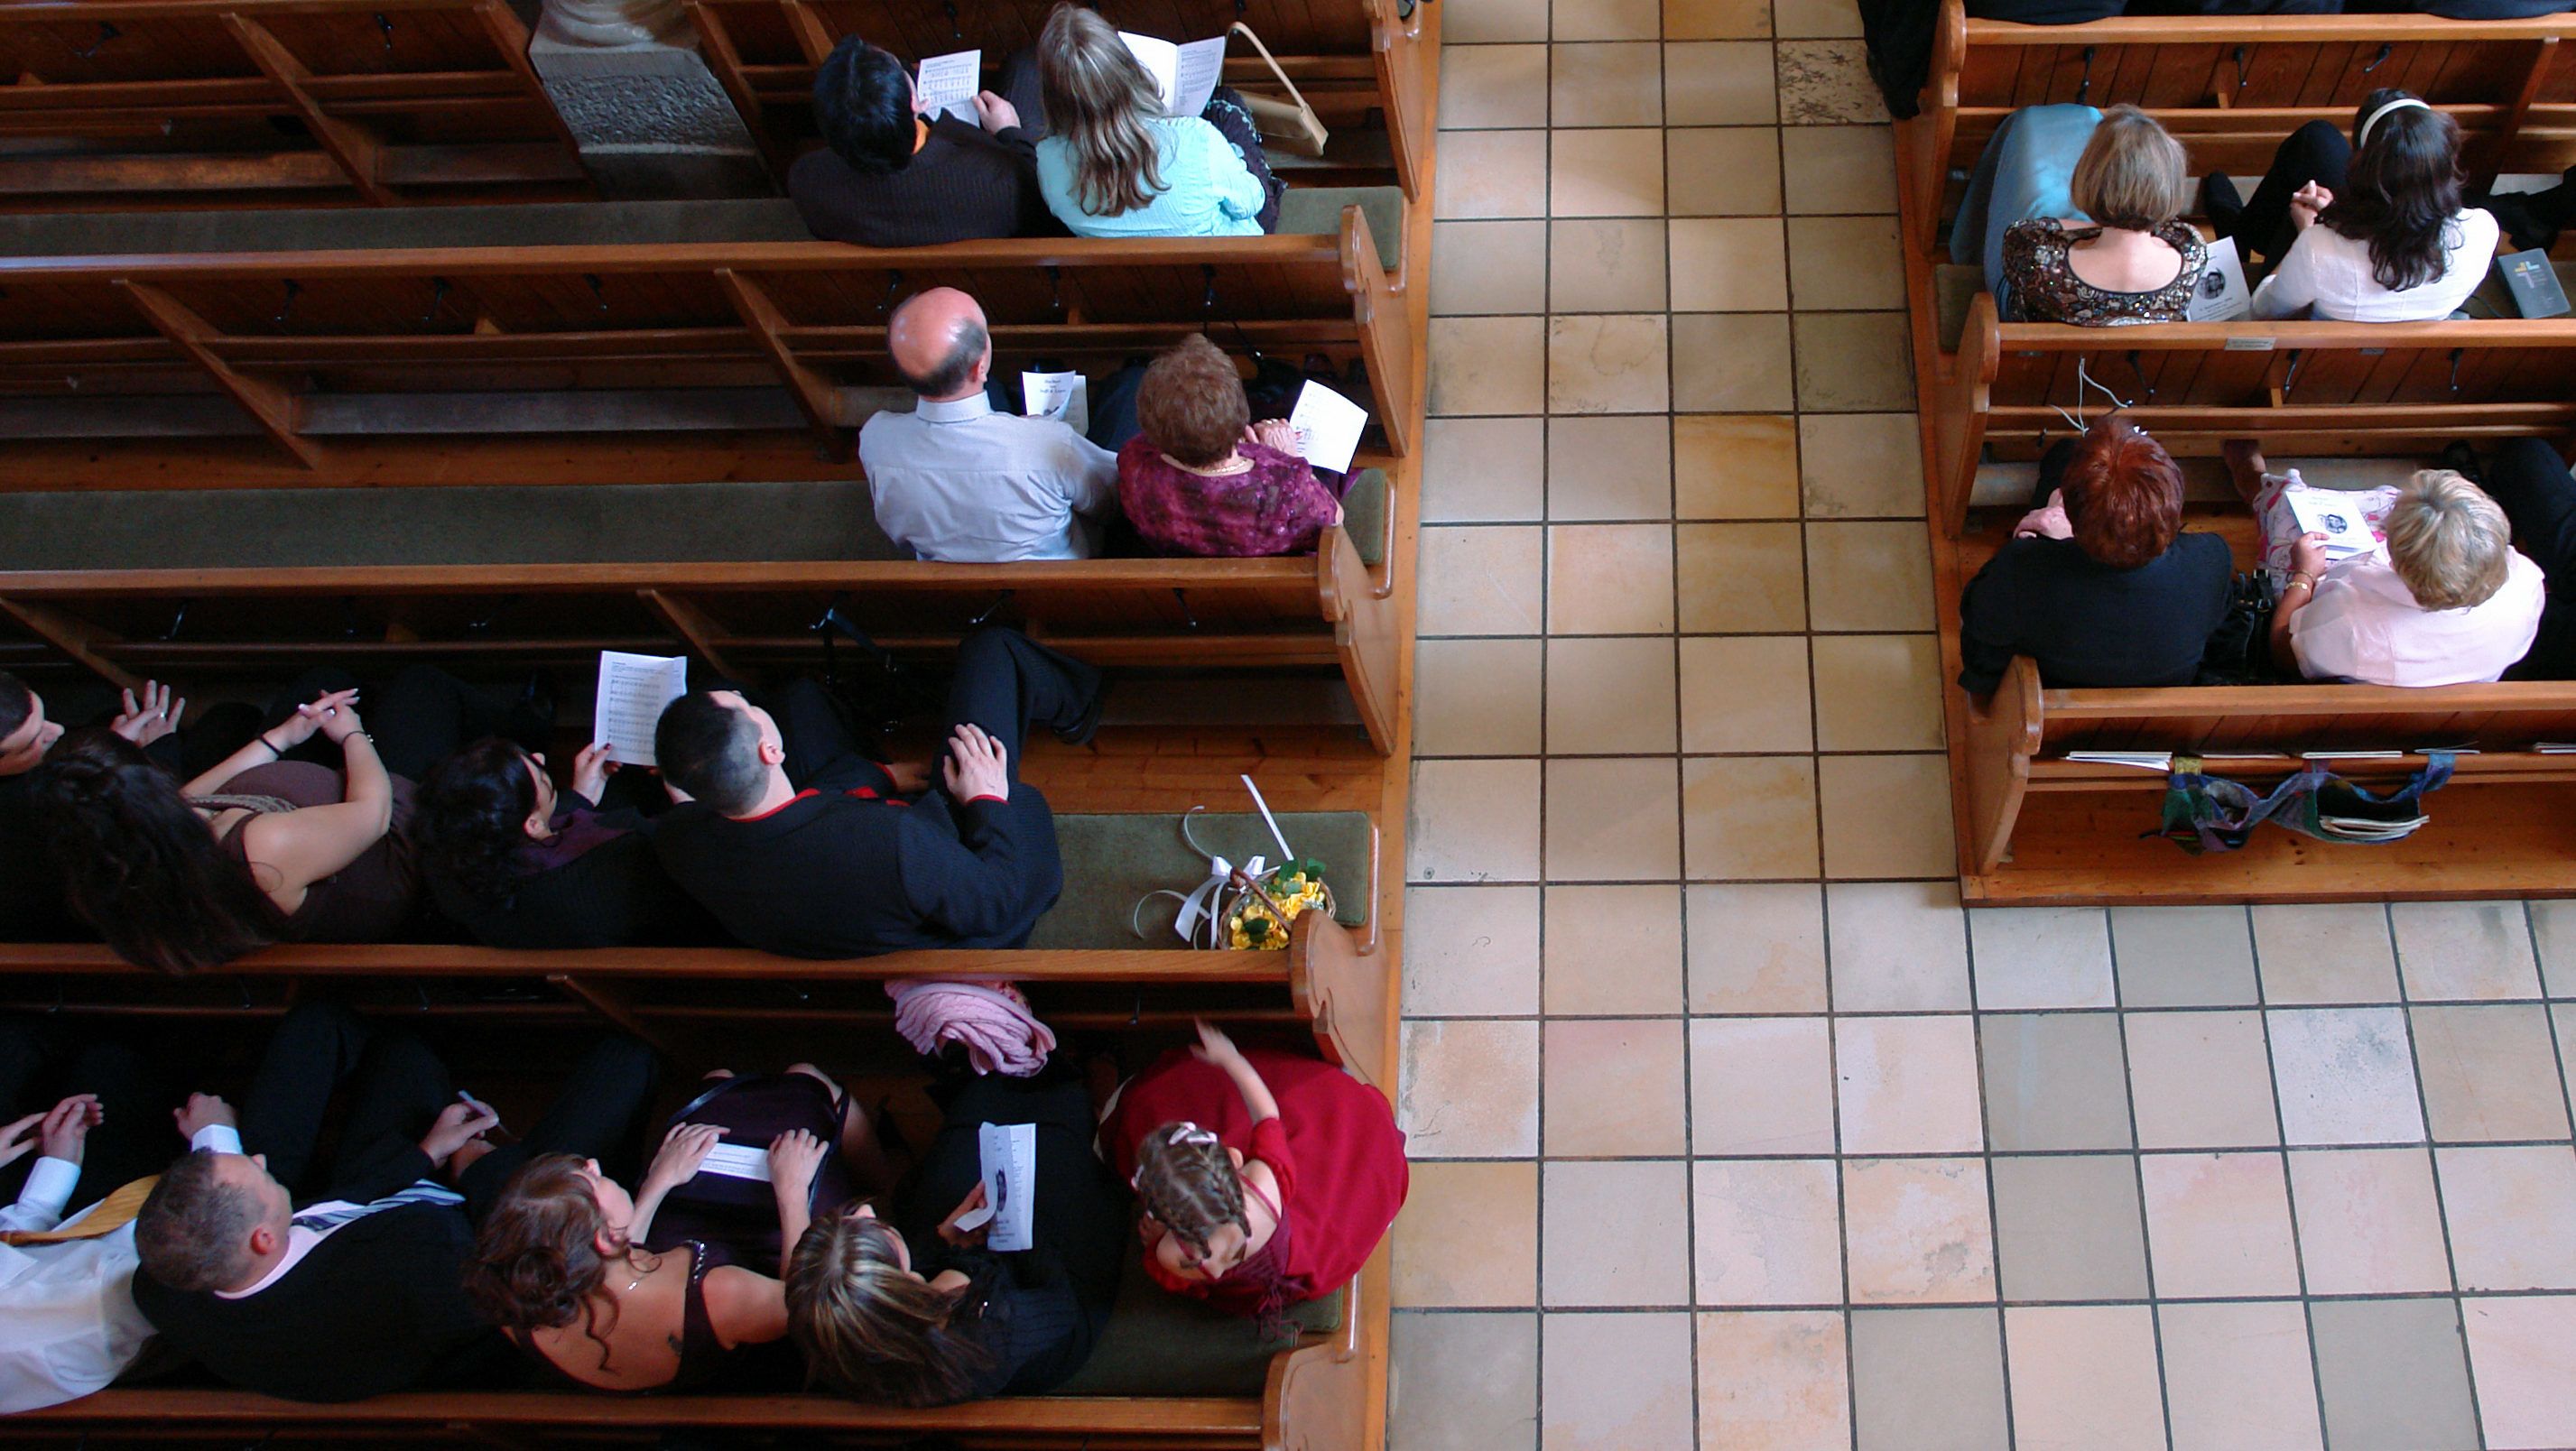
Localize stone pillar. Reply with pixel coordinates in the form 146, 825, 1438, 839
528, 0, 772, 199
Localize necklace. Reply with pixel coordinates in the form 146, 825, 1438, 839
624, 1250, 657, 1294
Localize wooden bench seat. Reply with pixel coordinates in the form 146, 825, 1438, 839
0, 0, 586, 209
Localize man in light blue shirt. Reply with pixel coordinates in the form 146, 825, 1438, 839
857, 287, 1118, 562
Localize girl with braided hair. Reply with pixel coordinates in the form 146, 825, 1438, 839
1102, 1021, 1407, 1321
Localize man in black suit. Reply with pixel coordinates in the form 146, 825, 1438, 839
650, 626, 1101, 959
129, 1005, 659, 1402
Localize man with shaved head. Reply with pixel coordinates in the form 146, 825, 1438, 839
858, 286, 1118, 561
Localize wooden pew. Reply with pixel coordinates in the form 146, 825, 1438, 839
684, 0, 1432, 199
1960, 654, 2576, 903
0, 0, 588, 209
1905, 0, 2576, 250
0, 204, 1415, 486
1926, 293, 2576, 532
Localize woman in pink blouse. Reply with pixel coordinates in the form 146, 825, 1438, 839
1116, 335, 1344, 558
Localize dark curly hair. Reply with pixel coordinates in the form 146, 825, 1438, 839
415, 737, 540, 910
813, 36, 919, 175
2325, 88, 2468, 294
29, 730, 283, 975
784, 1209, 991, 1407
462, 1155, 628, 1371
1137, 334, 1253, 469
1133, 1123, 1247, 1262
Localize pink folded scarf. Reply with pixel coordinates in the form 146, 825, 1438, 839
885, 979, 1058, 1077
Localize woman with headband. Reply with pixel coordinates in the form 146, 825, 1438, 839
2206, 88, 2500, 321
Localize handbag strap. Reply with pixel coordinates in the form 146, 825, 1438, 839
1228, 22, 1320, 116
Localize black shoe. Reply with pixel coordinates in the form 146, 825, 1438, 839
2200, 171, 2247, 237
507, 670, 558, 750
2441, 440, 2486, 485
2484, 189, 2562, 255
1053, 669, 1113, 746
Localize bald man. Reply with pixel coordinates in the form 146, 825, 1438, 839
858, 287, 1117, 562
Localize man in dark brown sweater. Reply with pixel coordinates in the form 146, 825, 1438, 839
790, 38, 1061, 248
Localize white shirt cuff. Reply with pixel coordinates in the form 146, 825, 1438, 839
15, 1155, 79, 1222
190, 1123, 245, 1156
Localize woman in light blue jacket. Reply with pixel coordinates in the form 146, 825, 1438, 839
1033, 5, 1282, 239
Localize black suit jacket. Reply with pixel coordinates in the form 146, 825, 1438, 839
788, 118, 1060, 248
429, 809, 720, 950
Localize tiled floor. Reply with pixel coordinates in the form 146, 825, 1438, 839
1391, 5, 2576, 1448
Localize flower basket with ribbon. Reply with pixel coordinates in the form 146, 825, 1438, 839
1132, 777, 1333, 951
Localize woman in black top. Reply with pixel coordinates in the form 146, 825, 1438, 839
1958, 415, 2235, 695
785, 1072, 1126, 1405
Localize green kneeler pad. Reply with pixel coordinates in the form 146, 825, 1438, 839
1275, 187, 1406, 272
1030, 812, 1374, 950
1048, 1252, 1348, 1398
1341, 469, 1389, 568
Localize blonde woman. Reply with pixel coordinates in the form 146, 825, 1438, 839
1032, 5, 1281, 238
1953, 104, 2204, 324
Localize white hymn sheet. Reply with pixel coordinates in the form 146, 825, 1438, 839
592, 651, 688, 770
694, 1143, 774, 1183
2285, 487, 2382, 561
914, 49, 982, 125
2186, 235, 2251, 323
950, 1121, 1036, 1252
1120, 32, 1226, 118
1023, 370, 1089, 435
1286, 379, 1367, 473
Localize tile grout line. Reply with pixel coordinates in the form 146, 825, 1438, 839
2105, 914, 2183, 1451
2386, 902, 2491, 1450
2245, 905, 2345, 1451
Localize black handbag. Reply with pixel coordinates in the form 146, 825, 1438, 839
2194, 571, 2281, 686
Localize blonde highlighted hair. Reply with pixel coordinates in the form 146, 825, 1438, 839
2385, 469, 2514, 611
784, 1209, 989, 1407
2070, 105, 2190, 233
1037, 4, 1168, 217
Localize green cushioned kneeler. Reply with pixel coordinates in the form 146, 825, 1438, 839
1341, 469, 1389, 568
1275, 186, 1406, 272
1030, 812, 1372, 950
1048, 1252, 1347, 1397
0, 199, 816, 257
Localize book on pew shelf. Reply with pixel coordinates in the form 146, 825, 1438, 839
2298, 749, 2405, 760
1121, 31, 1226, 119
2186, 236, 2252, 323
1287, 379, 1368, 474
2284, 488, 2382, 561
2538, 743, 2576, 753
2064, 752, 2173, 770
2501, 248, 2571, 319
915, 49, 983, 125
1023, 370, 1089, 435
949, 1122, 1036, 1252
594, 651, 688, 770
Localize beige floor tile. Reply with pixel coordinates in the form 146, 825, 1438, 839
1542, 1312, 1697, 1448
1671, 313, 1796, 411
1667, 0, 1774, 36
1980, 1012, 2135, 1152
1669, 218, 1790, 313
1678, 635, 1812, 753
1546, 757, 1683, 881
1775, 39, 1881, 124
2438, 1145, 2576, 1290
2392, 900, 2544, 1002
1445, 0, 1552, 43
1424, 416, 1548, 522
1804, 521, 1933, 631
1666, 127, 1784, 217
1400, 1019, 1542, 1157
1685, 882, 1829, 1012
1430, 316, 1548, 416
1990, 1154, 2150, 1301
1675, 521, 1807, 631
2267, 1007, 2425, 1146
2126, 1010, 2282, 1151
1774, 0, 1863, 37
1547, 412, 1673, 521
1550, 129, 1667, 217
1969, 906, 2114, 1009
1548, 883, 1687, 1014
1546, 1018, 1689, 1156
1811, 635, 1943, 752
2463, 1296, 2576, 1451
1695, 1312, 1850, 1451
1558, 0, 1663, 38
1664, 41, 1776, 125
2004, 1307, 2168, 1451
1404, 884, 1543, 1017
1441, 43, 1552, 129
2310, 1298, 2482, 1451
1543, 1160, 1693, 1306
2414, 1004, 2570, 1142
1849, 1308, 2009, 1451
2528, 900, 2576, 994
1785, 215, 1905, 310
1416, 637, 1545, 757
2113, 905, 2260, 1007
1792, 311, 1916, 411
1782, 125, 1898, 214
1548, 636, 1680, 753
1547, 314, 1671, 414
2141, 1151, 2303, 1298
1682, 754, 1821, 879
1548, 218, 1671, 316
1691, 1017, 1837, 1155
2158, 1301, 2326, 1451
1552, 42, 1664, 127
1826, 881, 1972, 1010
1842, 1157, 1997, 1304
1419, 523, 1544, 636
2287, 1147, 2455, 1296
1411, 757, 1543, 883
1818, 753, 1955, 879
1674, 414, 1800, 518
1395, 1160, 1540, 1308
1392, 1312, 1540, 1451
1432, 219, 1551, 318
1837, 1014, 1984, 1154
1693, 1159, 1843, 1304
2254, 903, 2401, 1003
1436, 128, 1551, 219
1798, 412, 1924, 519
1549, 522, 1676, 633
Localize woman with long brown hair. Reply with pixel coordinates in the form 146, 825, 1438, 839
1031, 5, 1281, 238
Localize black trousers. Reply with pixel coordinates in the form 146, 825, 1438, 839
239, 1003, 661, 1222
771, 628, 1100, 790
2482, 439, 2576, 680
260, 665, 538, 781
0, 1016, 169, 1209
2211, 120, 2351, 278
